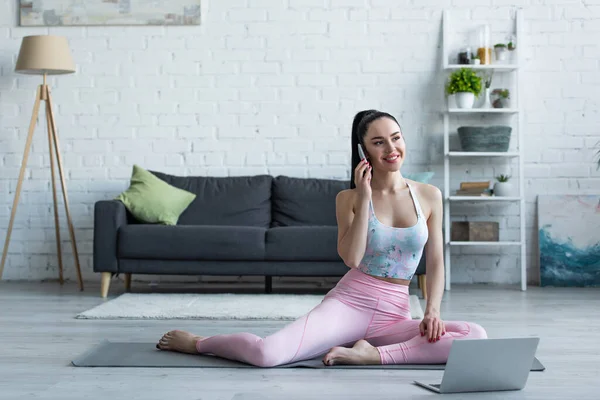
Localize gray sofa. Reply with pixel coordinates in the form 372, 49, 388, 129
93, 173, 427, 298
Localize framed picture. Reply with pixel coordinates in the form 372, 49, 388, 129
538, 195, 600, 287
19, 0, 201, 26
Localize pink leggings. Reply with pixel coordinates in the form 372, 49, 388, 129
195, 269, 487, 367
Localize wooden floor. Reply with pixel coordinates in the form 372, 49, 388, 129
1, 280, 599, 400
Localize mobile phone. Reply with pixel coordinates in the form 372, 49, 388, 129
357, 144, 367, 161
357, 144, 369, 178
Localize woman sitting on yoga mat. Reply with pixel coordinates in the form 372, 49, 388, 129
156, 109, 487, 367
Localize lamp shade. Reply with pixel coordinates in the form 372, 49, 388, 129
15, 35, 75, 75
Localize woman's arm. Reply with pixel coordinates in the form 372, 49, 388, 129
423, 185, 445, 315
336, 190, 370, 268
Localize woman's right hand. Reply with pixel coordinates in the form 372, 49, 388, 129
354, 159, 372, 201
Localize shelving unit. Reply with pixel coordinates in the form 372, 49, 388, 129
449, 241, 522, 246
448, 151, 519, 157
442, 10, 526, 291
448, 196, 522, 202
448, 108, 519, 113
446, 64, 519, 71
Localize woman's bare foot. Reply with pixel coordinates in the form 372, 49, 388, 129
156, 330, 203, 355
322, 339, 381, 366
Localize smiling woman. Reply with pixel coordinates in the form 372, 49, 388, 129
155, 109, 488, 369
350, 110, 406, 190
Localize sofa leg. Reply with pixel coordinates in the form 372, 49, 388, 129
124, 273, 131, 292
265, 276, 272, 294
101, 272, 111, 298
418, 275, 428, 301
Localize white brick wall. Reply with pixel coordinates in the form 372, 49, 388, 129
0, 0, 599, 287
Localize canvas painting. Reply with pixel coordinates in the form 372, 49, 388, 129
538, 195, 600, 287
19, 0, 201, 26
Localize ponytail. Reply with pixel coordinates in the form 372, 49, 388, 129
349, 110, 400, 189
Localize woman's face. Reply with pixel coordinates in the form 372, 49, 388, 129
363, 117, 406, 171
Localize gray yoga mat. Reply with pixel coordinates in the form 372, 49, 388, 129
71, 340, 546, 371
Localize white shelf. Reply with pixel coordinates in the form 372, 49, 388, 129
445, 64, 518, 71
442, 9, 526, 292
448, 108, 518, 113
448, 196, 522, 201
448, 151, 519, 157
448, 241, 522, 246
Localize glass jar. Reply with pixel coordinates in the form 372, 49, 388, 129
458, 47, 472, 64
476, 24, 491, 64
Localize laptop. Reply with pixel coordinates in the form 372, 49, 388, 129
414, 337, 540, 394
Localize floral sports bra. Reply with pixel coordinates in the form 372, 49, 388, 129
356, 183, 429, 280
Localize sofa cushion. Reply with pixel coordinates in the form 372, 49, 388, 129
118, 225, 266, 260
115, 165, 197, 225
265, 226, 341, 261
271, 176, 347, 227
148, 172, 272, 228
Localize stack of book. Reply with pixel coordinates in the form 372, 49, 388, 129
455, 181, 493, 197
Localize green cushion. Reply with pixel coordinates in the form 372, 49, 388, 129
404, 172, 435, 183
115, 165, 196, 225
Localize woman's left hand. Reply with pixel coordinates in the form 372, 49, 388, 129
419, 311, 446, 343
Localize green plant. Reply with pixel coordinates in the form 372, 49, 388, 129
492, 88, 510, 99
445, 68, 482, 97
496, 174, 510, 182
494, 43, 506, 48
506, 33, 517, 50
483, 71, 493, 88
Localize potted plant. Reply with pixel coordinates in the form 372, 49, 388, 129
506, 34, 516, 51
446, 68, 482, 109
494, 174, 513, 197
471, 53, 481, 65
494, 43, 507, 61
491, 88, 510, 108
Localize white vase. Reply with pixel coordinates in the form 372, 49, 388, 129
494, 182, 513, 197
481, 88, 492, 108
455, 92, 475, 109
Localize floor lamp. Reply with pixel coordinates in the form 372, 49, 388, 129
0, 35, 84, 290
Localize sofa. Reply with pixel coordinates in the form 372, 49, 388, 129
93, 172, 428, 298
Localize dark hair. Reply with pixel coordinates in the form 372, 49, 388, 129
350, 110, 401, 189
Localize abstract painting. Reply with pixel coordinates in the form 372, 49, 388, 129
19, 0, 201, 26
538, 195, 600, 287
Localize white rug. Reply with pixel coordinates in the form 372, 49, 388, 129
76, 293, 424, 320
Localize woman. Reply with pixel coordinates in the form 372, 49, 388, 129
156, 110, 487, 367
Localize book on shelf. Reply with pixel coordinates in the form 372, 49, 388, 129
455, 190, 492, 197
455, 181, 492, 196
460, 181, 491, 190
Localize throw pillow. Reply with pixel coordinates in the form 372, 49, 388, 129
404, 172, 435, 184
115, 165, 196, 225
